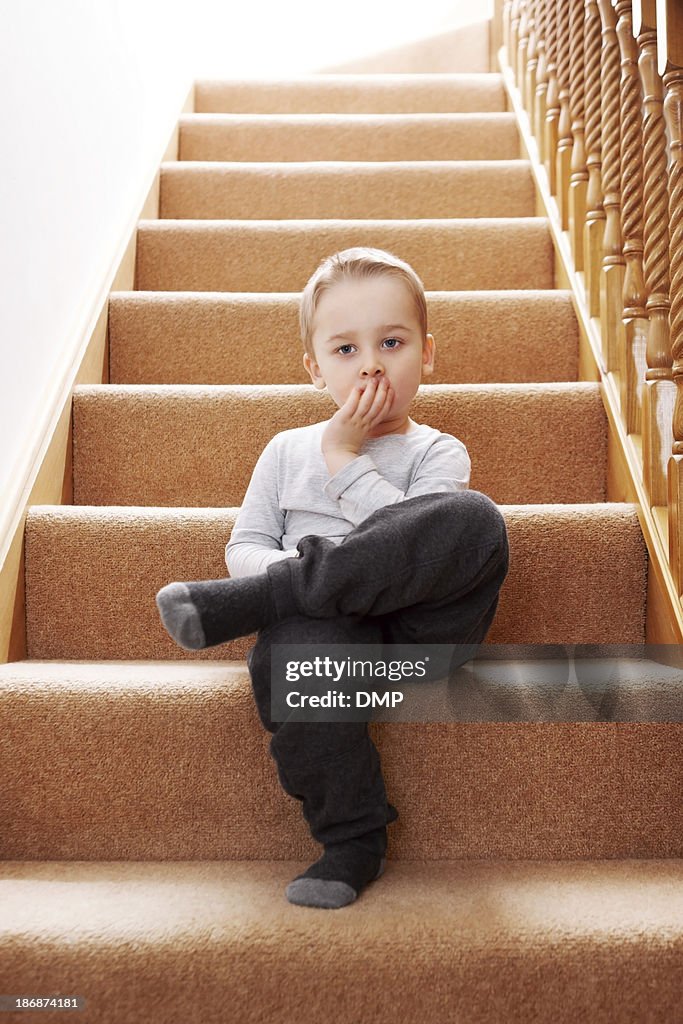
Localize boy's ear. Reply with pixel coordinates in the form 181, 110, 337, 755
303, 351, 327, 389
422, 334, 436, 377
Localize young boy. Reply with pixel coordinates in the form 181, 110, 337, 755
156, 247, 509, 910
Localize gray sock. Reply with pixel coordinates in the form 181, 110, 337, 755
156, 574, 279, 650
286, 857, 386, 910
156, 582, 206, 650
285, 836, 387, 910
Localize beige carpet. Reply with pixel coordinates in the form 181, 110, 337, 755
108, 290, 579, 384
158, 160, 536, 219
1, 860, 681, 1024
1, 58, 681, 1024
178, 112, 523, 162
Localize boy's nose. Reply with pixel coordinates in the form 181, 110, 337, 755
360, 365, 385, 379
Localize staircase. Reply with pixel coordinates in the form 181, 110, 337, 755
1, 47, 682, 1024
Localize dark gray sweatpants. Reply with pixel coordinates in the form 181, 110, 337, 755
246, 490, 509, 852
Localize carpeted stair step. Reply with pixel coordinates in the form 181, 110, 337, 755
134, 218, 554, 291
70, 382, 607, 506
194, 73, 508, 114
0, 658, 680, 861
0, 859, 680, 1024
107, 290, 579, 385
158, 160, 536, 219
23, 504, 647, 662
6, 50, 675, 1024
178, 112, 522, 162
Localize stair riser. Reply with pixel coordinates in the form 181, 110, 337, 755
194, 74, 508, 113
134, 220, 555, 292
158, 162, 536, 220
23, 506, 647, 661
108, 291, 580, 386
1, 675, 679, 859
179, 113, 523, 162
71, 385, 608, 506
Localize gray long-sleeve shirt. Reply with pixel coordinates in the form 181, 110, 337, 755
225, 419, 471, 578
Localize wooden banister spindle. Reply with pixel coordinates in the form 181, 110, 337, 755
503, 0, 514, 64
525, 0, 541, 134
534, 0, 550, 159
598, 0, 626, 380
656, 0, 683, 591
637, 0, 674, 507
615, 1, 648, 434
517, 0, 532, 106
545, 0, 560, 193
569, 0, 589, 271
584, 0, 607, 318
556, 0, 573, 228
664, 67, 683, 589
510, 0, 523, 80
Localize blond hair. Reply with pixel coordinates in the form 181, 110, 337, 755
299, 247, 428, 359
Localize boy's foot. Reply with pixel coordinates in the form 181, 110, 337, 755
285, 832, 387, 909
155, 575, 278, 650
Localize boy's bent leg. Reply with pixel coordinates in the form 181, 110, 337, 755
269, 491, 509, 646
247, 613, 398, 909
156, 491, 507, 650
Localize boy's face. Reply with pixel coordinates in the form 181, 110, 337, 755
303, 276, 435, 433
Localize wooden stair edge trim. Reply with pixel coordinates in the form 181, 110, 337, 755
496, 46, 683, 645
0, 83, 195, 666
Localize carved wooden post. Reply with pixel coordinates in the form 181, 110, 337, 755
637, 0, 674, 507
510, 0, 523, 83
534, 0, 550, 159
525, 0, 541, 134
584, 0, 607, 318
598, 0, 626, 381
518, 0, 532, 106
556, 0, 573, 228
569, 0, 589, 271
616, 0, 648, 433
660, 0, 683, 591
545, 0, 560, 193
503, 0, 515, 64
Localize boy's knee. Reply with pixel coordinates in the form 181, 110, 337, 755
435, 490, 508, 548
464, 489, 506, 532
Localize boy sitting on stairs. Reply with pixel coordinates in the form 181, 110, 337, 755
156, 246, 509, 910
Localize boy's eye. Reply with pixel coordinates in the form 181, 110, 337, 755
334, 338, 402, 355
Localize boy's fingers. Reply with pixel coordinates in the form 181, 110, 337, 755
364, 383, 392, 424
356, 378, 378, 413
344, 387, 361, 411
344, 382, 369, 416
371, 380, 390, 409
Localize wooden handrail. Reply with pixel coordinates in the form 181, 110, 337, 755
498, 0, 683, 640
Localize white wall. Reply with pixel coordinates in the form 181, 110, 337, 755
0, 0, 491, 524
